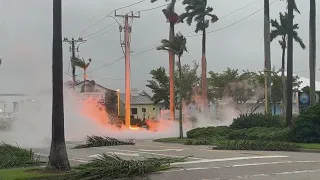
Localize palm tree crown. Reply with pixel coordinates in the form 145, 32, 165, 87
270, 12, 306, 49
157, 32, 188, 57
179, 0, 218, 32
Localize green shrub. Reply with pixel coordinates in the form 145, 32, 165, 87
288, 104, 320, 143
228, 127, 290, 141
186, 126, 231, 139
73, 136, 135, 149
230, 113, 284, 129
215, 140, 301, 151
0, 143, 41, 169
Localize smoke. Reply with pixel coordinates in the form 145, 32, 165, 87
0, 88, 186, 149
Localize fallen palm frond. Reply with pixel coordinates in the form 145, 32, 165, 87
73, 135, 135, 149
66, 153, 188, 180
0, 143, 41, 169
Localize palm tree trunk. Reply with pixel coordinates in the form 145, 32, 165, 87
48, 0, 70, 171
84, 69, 86, 94
177, 56, 183, 139
169, 22, 175, 120
264, 0, 272, 115
286, 0, 294, 126
201, 26, 208, 111
281, 46, 287, 117
309, 0, 316, 105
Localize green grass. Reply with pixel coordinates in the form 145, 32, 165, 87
153, 137, 190, 144
0, 168, 63, 180
300, 143, 320, 150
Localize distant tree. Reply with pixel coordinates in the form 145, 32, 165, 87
180, 0, 218, 107
105, 91, 117, 115
71, 57, 92, 93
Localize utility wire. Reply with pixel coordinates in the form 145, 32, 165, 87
186, 0, 278, 37
81, 0, 274, 73
72, 0, 145, 38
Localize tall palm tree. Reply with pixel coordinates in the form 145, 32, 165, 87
157, 32, 188, 139
180, 0, 218, 110
151, 0, 179, 121
309, 0, 316, 105
264, 0, 300, 116
270, 12, 306, 118
48, 0, 70, 171
71, 57, 92, 93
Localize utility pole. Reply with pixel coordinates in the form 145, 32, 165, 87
115, 11, 140, 128
264, 0, 272, 116
309, 0, 316, 106
63, 37, 86, 89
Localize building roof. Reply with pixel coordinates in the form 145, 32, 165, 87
64, 80, 116, 92
120, 90, 154, 105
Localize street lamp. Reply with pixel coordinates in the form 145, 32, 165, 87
116, 89, 120, 117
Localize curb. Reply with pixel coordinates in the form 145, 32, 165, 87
298, 149, 320, 153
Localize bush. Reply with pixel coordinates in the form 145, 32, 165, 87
230, 113, 284, 129
73, 136, 135, 149
215, 140, 301, 151
186, 126, 231, 139
288, 104, 320, 143
228, 127, 290, 141
0, 143, 41, 169
184, 138, 217, 145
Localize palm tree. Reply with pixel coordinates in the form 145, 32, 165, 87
264, 0, 300, 116
71, 57, 92, 93
151, 0, 179, 121
270, 12, 306, 118
48, 0, 70, 171
309, 0, 316, 105
180, 0, 218, 110
157, 32, 188, 139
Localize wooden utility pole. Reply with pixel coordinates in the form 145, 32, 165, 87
309, 0, 316, 105
286, 0, 294, 126
264, 0, 272, 115
115, 11, 140, 128
63, 37, 86, 89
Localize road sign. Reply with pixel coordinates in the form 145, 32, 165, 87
298, 91, 320, 111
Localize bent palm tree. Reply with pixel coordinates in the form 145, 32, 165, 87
157, 32, 188, 139
180, 0, 218, 110
48, 0, 70, 171
151, 0, 179, 121
71, 57, 92, 93
270, 12, 306, 118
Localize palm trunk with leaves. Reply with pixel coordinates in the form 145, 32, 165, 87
177, 56, 183, 139
281, 44, 287, 117
309, 0, 316, 105
201, 22, 208, 109
48, 0, 70, 171
264, 0, 272, 115
169, 21, 175, 120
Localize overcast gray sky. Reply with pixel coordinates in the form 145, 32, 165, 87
0, 0, 319, 94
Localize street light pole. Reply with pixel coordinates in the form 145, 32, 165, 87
117, 89, 120, 117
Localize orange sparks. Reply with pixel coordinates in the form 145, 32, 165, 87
129, 125, 140, 131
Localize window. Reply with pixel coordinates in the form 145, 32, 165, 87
131, 108, 138, 115
142, 108, 146, 112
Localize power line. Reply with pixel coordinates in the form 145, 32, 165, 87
84, 0, 276, 73
186, 0, 278, 38
72, 0, 145, 38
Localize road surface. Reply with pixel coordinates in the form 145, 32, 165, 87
34, 140, 320, 180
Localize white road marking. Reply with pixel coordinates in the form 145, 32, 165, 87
202, 169, 320, 180
164, 160, 320, 172
171, 155, 289, 165
94, 147, 205, 160
139, 149, 184, 152
88, 152, 139, 158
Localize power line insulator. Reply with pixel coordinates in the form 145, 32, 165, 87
128, 27, 132, 33
119, 25, 123, 32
